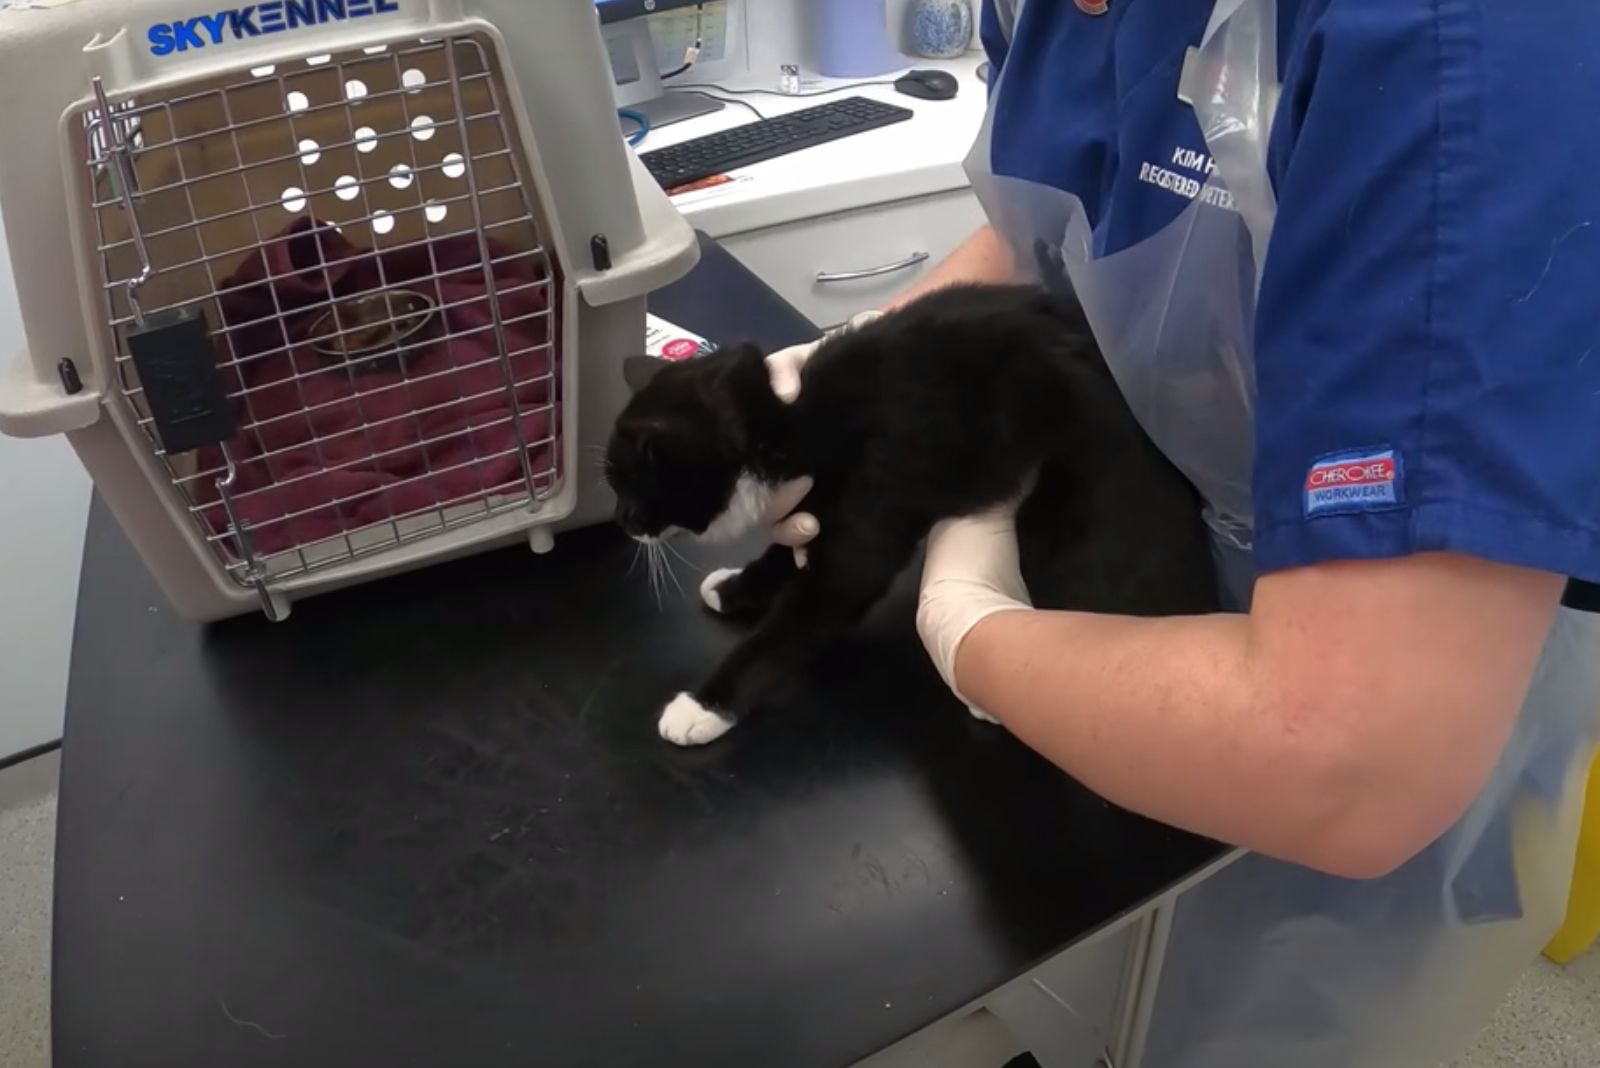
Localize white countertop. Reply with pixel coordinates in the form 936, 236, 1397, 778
635, 55, 989, 237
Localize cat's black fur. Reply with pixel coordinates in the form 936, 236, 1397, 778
606, 284, 1217, 741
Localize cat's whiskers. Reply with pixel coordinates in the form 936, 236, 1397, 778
661, 538, 693, 568
644, 539, 668, 611
658, 542, 685, 598
627, 534, 686, 610
645, 541, 660, 608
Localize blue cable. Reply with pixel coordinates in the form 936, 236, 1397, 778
618, 108, 650, 147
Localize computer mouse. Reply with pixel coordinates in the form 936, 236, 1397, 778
894, 68, 959, 101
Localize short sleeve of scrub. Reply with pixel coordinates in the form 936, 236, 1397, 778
1253, 0, 1600, 585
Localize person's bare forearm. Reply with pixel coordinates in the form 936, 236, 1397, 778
883, 224, 1016, 311
955, 554, 1562, 877
958, 609, 1342, 862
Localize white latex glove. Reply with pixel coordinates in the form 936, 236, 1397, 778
764, 337, 820, 406
765, 309, 885, 403
916, 500, 1033, 720
764, 310, 884, 559
763, 476, 816, 545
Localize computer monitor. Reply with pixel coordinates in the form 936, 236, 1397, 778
597, 0, 725, 128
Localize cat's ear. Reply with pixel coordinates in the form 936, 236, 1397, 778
710, 342, 768, 389
622, 355, 668, 394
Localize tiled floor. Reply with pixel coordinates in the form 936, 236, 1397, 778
2, 750, 1597, 1068
0, 752, 56, 1068
1443, 947, 1600, 1068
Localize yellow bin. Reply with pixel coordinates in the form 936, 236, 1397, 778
1545, 754, 1600, 964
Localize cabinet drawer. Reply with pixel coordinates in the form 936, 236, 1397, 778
856, 924, 1138, 1068
721, 190, 987, 329
985, 924, 1138, 1068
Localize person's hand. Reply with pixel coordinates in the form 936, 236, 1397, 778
764, 309, 884, 403
916, 499, 1033, 720
764, 338, 820, 405
763, 477, 817, 557
762, 310, 884, 560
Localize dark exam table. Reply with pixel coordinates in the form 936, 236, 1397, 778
51, 235, 1227, 1068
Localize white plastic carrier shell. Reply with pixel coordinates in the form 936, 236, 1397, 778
0, 0, 698, 620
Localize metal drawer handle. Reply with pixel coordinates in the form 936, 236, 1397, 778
815, 251, 930, 283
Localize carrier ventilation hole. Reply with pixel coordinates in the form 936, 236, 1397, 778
334, 175, 360, 202
280, 186, 307, 213
410, 115, 436, 142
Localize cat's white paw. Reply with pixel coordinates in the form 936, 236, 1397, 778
658, 692, 735, 746
699, 567, 742, 614
968, 704, 1000, 725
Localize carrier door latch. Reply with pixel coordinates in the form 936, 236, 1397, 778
126, 307, 285, 621
126, 308, 237, 454
93, 74, 283, 621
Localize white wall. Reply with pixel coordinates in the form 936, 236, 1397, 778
675, 0, 980, 87
0, 213, 91, 759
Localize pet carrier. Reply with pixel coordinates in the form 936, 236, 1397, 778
0, 0, 698, 621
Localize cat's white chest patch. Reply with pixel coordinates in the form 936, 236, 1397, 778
700, 473, 811, 544
701, 474, 771, 543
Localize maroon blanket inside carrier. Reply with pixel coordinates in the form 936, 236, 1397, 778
195, 217, 555, 557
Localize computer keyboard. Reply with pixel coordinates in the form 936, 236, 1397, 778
639, 96, 915, 190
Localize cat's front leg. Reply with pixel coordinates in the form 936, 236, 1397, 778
660, 513, 918, 746
699, 543, 800, 620
658, 573, 849, 747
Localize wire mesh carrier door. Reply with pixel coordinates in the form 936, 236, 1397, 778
87, 33, 567, 620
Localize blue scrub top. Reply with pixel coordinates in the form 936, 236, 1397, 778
981, 0, 1600, 585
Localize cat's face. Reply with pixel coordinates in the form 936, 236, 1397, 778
605, 349, 751, 540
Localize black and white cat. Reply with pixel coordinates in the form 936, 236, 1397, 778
605, 284, 1217, 746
